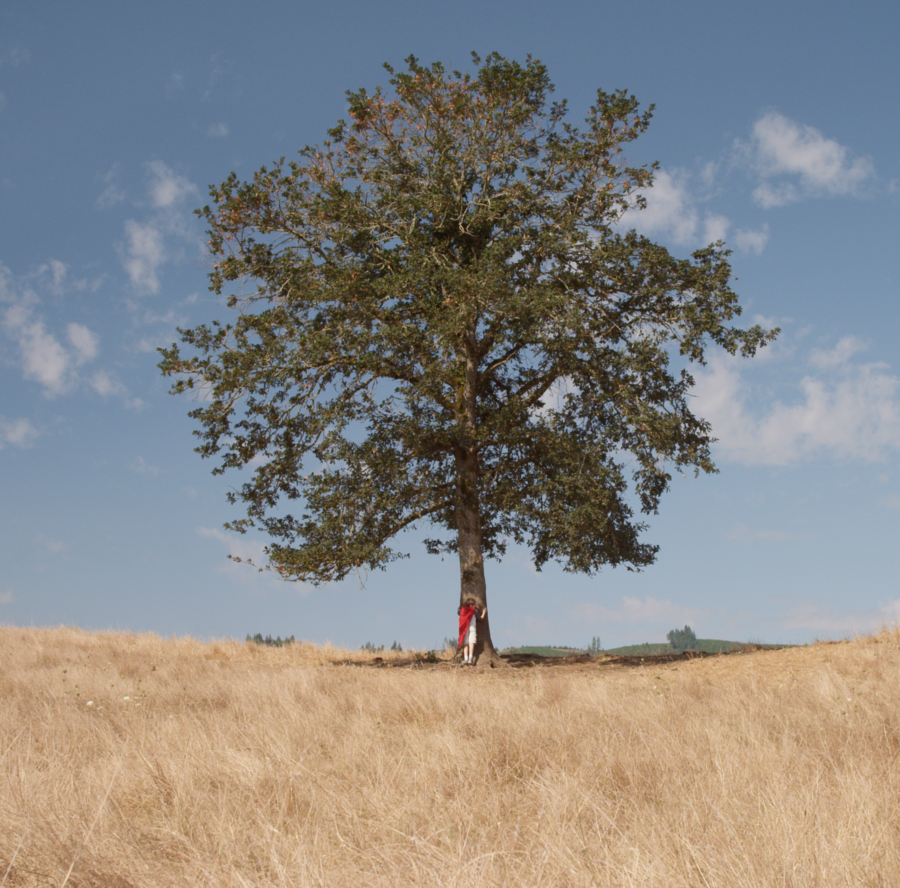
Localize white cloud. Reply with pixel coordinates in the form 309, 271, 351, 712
693, 341, 900, 465
122, 219, 165, 294
628, 169, 767, 253
67, 323, 99, 364
0, 260, 111, 397
744, 112, 874, 207
0, 590, 13, 605
147, 160, 197, 209
809, 335, 867, 370
702, 213, 730, 244
5, 307, 72, 394
734, 224, 770, 255
631, 169, 700, 245
569, 595, 708, 627
90, 370, 126, 398
0, 417, 38, 448
2, 303, 101, 397
118, 163, 200, 295
196, 526, 306, 591
881, 494, 900, 510
207, 123, 229, 138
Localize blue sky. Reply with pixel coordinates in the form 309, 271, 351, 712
1, 0, 898, 650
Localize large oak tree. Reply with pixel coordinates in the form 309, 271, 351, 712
160, 54, 775, 664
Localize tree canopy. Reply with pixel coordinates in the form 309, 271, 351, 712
159, 53, 776, 663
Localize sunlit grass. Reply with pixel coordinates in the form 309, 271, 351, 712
2, 624, 899, 886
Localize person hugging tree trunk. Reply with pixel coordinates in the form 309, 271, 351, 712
457, 598, 487, 666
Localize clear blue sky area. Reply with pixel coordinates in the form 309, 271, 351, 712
1, 0, 898, 650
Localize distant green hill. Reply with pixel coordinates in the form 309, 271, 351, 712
502, 639, 744, 657
602, 639, 742, 656
502, 646, 587, 658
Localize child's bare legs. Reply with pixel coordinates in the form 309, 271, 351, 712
464, 641, 475, 664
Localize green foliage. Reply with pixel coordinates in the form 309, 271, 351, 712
587, 636, 603, 655
161, 53, 777, 601
667, 625, 699, 651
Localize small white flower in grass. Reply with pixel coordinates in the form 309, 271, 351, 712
123, 696, 130, 701
86, 701, 93, 707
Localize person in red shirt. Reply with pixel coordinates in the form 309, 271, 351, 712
457, 598, 486, 666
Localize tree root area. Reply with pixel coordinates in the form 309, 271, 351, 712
337, 644, 785, 672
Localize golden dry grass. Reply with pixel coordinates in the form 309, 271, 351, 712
2, 624, 900, 887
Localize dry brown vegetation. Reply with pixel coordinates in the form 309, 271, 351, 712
2, 624, 900, 887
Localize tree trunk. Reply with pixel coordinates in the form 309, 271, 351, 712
452, 327, 504, 667
455, 450, 503, 667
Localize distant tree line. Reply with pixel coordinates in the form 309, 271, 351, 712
361, 641, 403, 652
246, 633, 296, 647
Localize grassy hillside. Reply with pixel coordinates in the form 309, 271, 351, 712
2, 625, 898, 886
501, 645, 587, 657
603, 638, 745, 655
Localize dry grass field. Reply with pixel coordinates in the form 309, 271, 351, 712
2, 624, 900, 887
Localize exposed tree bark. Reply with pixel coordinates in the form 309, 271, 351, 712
454, 339, 503, 666
454, 454, 502, 665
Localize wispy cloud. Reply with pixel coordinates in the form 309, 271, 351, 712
0, 260, 136, 406
122, 219, 165, 294
630, 169, 708, 246
741, 112, 875, 207
207, 122, 229, 138
569, 595, 708, 627
0, 45, 29, 67
90, 370, 143, 409
166, 71, 185, 95
129, 455, 163, 475
733, 224, 770, 255
0, 589, 13, 605
67, 323, 99, 364
36, 534, 66, 554
196, 526, 308, 591
120, 162, 200, 295
628, 168, 767, 255
1, 262, 101, 395
693, 336, 900, 465
147, 161, 197, 209
778, 598, 900, 636
96, 164, 126, 209
0, 416, 38, 449
4, 305, 79, 394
